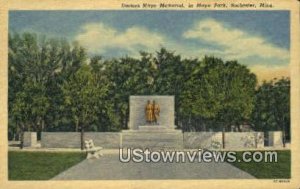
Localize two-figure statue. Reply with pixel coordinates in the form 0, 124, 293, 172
145, 100, 160, 125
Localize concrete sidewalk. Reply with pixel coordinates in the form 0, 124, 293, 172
52, 153, 255, 180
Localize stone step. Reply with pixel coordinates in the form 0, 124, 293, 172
122, 132, 182, 138
121, 132, 183, 149
122, 130, 182, 133
121, 143, 182, 149
121, 142, 183, 149
138, 125, 173, 130
122, 125, 181, 133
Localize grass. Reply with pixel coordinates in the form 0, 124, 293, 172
230, 150, 291, 179
8, 151, 86, 180
8, 150, 291, 180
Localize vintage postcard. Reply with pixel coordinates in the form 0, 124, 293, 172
0, 0, 300, 188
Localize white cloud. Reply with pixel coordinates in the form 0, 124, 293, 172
74, 20, 290, 81
183, 18, 289, 61
75, 23, 165, 56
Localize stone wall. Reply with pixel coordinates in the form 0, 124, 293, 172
183, 132, 223, 150
23, 132, 37, 147
41, 131, 269, 149
225, 132, 264, 150
41, 132, 120, 148
122, 131, 183, 149
268, 131, 283, 147
85, 132, 121, 148
129, 96, 175, 130
183, 132, 264, 150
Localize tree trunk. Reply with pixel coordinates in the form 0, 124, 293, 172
255, 133, 258, 148
222, 126, 225, 149
41, 119, 45, 131
75, 119, 79, 132
20, 123, 24, 149
282, 125, 286, 148
188, 113, 191, 132
121, 114, 125, 130
125, 111, 129, 130
80, 126, 84, 150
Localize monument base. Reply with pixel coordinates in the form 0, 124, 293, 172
121, 125, 183, 149
122, 125, 179, 133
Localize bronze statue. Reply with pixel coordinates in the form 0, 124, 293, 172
153, 100, 160, 124
145, 100, 154, 123
145, 100, 160, 125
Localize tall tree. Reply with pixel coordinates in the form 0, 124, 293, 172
181, 57, 257, 132
252, 78, 290, 146
9, 33, 51, 147
8, 33, 88, 144
62, 65, 110, 149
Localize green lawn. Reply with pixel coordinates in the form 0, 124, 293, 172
8, 151, 86, 180
230, 150, 291, 179
8, 150, 291, 180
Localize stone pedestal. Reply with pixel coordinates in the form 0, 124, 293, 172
23, 132, 37, 147
138, 125, 176, 132
268, 131, 283, 147
122, 126, 182, 149
123, 96, 182, 149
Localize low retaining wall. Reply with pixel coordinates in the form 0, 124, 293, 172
85, 132, 121, 148
41, 132, 121, 148
40, 131, 278, 149
183, 132, 222, 149
225, 132, 264, 149
183, 132, 264, 150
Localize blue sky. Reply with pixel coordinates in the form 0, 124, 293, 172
9, 11, 290, 81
